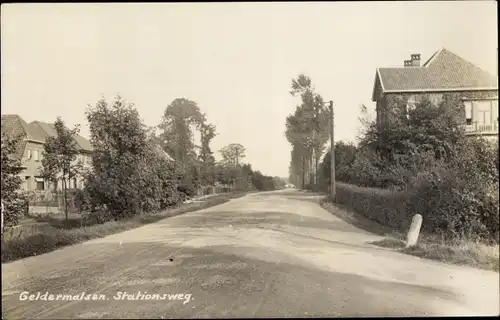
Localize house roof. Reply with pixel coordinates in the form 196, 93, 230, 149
1, 114, 93, 158
1, 114, 46, 159
372, 48, 498, 101
1, 114, 46, 142
30, 121, 93, 152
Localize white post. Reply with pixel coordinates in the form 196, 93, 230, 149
406, 214, 423, 248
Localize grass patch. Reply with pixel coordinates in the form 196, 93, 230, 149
1, 191, 249, 263
401, 236, 500, 272
320, 197, 395, 237
321, 198, 500, 272
371, 236, 406, 249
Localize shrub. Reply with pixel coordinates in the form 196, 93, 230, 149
406, 138, 499, 242
406, 165, 488, 240
83, 97, 185, 221
304, 183, 324, 192
335, 182, 413, 232
321, 94, 498, 243
1, 132, 26, 228
177, 184, 197, 198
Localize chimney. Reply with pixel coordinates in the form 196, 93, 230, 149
404, 60, 412, 67
410, 54, 421, 67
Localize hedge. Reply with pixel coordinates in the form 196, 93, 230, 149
335, 182, 413, 233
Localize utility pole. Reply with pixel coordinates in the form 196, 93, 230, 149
329, 100, 336, 201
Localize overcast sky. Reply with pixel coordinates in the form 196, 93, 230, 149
1, 2, 497, 177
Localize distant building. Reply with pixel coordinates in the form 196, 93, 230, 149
372, 48, 498, 141
1, 114, 93, 191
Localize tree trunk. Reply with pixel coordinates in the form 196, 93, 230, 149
314, 147, 319, 186
62, 177, 68, 222
301, 156, 305, 189
307, 154, 313, 185
312, 129, 317, 185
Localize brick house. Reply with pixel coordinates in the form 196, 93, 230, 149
372, 48, 498, 141
1, 114, 93, 191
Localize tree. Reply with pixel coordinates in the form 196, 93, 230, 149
199, 123, 217, 185
319, 141, 358, 187
319, 93, 498, 241
40, 117, 81, 222
251, 171, 281, 191
288, 145, 305, 188
219, 143, 246, 167
84, 96, 152, 219
272, 176, 287, 189
158, 98, 206, 184
1, 132, 26, 228
286, 74, 330, 188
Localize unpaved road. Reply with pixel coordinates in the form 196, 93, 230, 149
2, 190, 499, 318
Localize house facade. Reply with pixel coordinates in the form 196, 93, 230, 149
1, 114, 93, 191
372, 48, 498, 141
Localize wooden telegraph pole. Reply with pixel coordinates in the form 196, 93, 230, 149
329, 100, 336, 201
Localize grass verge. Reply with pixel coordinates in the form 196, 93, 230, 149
320, 197, 499, 272
1, 191, 251, 263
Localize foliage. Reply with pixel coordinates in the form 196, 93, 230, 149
219, 143, 246, 167
215, 144, 251, 190
272, 176, 287, 190
199, 123, 217, 185
214, 145, 283, 192
319, 93, 499, 243
1, 132, 27, 227
83, 96, 184, 221
158, 98, 207, 186
334, 182, 413, 231
407, 138, 499, 242
285, 74, 330, 188
1, 192, 243, 263
251, 171, 280, 191
319, 141, 358, 187
40, 117, 82, 221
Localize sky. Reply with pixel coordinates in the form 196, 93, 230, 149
1, 2, 498, 178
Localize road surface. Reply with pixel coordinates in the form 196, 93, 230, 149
2, 190, 499, 318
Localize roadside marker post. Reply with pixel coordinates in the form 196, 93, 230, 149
406, 214, 423, 248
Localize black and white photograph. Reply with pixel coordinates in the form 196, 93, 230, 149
1, 1, 498, 318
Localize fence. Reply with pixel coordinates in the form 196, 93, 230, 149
464, 121, 498, 135
25, 190, 82, 215
197, 185, 234, 196
25, 184, 238, 216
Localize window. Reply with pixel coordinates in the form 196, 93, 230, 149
406, 95, 417, 111
35, 177, 45, 191
34, 150, 40, 162
464, 101, 473, 125
493, 100, 499, 123
26, 149, 32, 159
405, 95, 418, 119
474, 101, 492, 125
